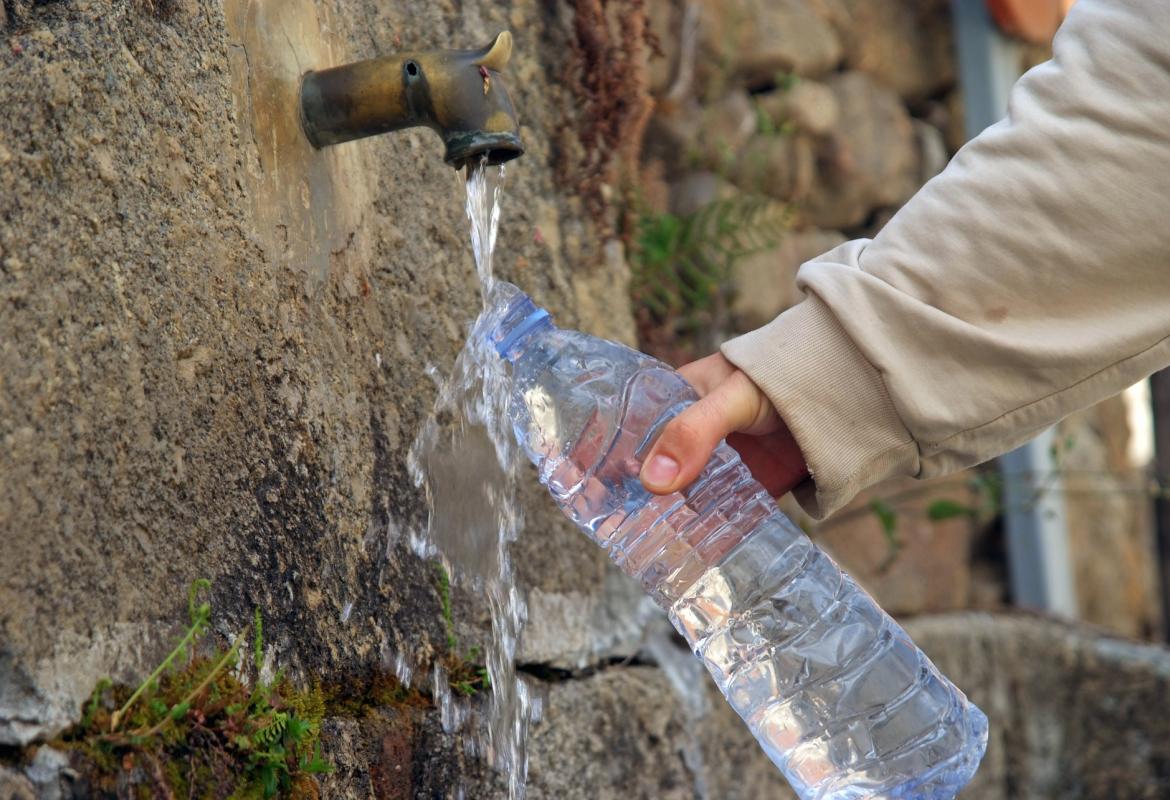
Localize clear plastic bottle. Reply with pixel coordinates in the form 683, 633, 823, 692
476, 283, 988, 800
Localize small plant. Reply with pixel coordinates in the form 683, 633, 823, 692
754, 102, 780, 137
432, 564, 491, 697
63, 581, 331, 799
868, 499, 902, 574
434, 563, 458, 652
449, 644, 491, 697
773, 70, 801, 93
254, 606, 265, 673
854, 435, 1091, 572
753, 100, 797, 139
630, 196, 793, 325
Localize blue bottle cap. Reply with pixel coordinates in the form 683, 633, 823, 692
493, 303, 551, 358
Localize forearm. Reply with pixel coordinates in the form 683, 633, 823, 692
723, 0, 1170, 518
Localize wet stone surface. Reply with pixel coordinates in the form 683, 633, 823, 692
0, 0, 636, 764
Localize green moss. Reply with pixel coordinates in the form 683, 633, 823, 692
431, 565, 490, 698
59, 577, 491, 797
58, 583, 330, 799
317, 669, 431, 721
433, 563, 458, 652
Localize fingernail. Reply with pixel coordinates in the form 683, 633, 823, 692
643, 454, 680, 488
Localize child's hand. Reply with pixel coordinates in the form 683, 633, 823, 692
639, 352, 809, 497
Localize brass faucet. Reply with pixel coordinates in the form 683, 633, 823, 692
299, 32, 524, 169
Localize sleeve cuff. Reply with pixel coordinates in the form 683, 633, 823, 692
720, 295, 920, 519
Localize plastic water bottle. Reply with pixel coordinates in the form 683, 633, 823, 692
476, 282, 988, 800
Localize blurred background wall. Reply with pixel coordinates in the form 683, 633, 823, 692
635, 0, 1163, 641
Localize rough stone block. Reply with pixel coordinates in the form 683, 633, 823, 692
1059, 400, 1161, 639
832, 0, 956, 102
526, 663, 798, 799
816, 475, 980, 616
730, 228, 847, 332
756, 79, 841, 137
0, 767, 36, 800
0, 0, 640, 756
667, 171, 739, 218
907, 614, 1170, 799
805, 72, 921, 229
697, 0, 842, 90
729, 134, 817, 202
646, 0, 684, 96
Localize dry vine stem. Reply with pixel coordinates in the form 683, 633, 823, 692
566, 0, 658, 232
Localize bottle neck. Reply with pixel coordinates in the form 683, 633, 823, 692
491, 295, 554, 362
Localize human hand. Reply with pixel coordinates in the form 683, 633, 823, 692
639, 352, 809, 497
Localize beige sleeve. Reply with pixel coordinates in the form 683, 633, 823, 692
721, 0, 1170, 519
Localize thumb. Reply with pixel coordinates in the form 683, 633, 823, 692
640, 372, 766, 495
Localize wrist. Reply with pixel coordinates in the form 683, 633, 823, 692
721, 296, 919, 519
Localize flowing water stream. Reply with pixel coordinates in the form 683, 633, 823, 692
407, 161, 540, 799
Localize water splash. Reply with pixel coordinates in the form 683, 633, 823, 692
393, 651, 414, 688
408, 159, 539, 799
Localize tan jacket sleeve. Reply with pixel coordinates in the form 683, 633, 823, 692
721, 0, 1170, 519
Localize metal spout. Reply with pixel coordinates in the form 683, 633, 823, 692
299, 32, 524, 169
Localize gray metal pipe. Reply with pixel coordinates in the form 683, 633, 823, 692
951, 0, 1077, 617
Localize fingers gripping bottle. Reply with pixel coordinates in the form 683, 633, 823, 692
477, 283, 987, 800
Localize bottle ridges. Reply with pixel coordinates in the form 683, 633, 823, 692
513, 346, 990, 800
584, 442, 987, 799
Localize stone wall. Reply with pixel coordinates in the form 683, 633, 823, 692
0, 0, 658, 794
908, 614, 1170, 799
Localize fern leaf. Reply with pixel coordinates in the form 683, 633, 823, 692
630, 194, 792, 325
253, 711, 289, 749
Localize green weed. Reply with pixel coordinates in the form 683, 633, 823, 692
630, 196, 792, 327
62, 582, 330, 799
432, 564, 490, 697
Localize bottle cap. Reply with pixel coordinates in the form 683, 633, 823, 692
493, 302, 550, 359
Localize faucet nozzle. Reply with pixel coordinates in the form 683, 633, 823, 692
299, 32, 524, 169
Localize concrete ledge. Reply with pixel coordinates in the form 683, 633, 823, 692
907, 612, 1170, 799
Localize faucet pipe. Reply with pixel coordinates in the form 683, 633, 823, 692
299, 31, 524, 169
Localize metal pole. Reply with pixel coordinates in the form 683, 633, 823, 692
1151, 370, 1170, 639
999, 430, 1077, 614
952, 1, 1022, 136
951, 0, 1078, 616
